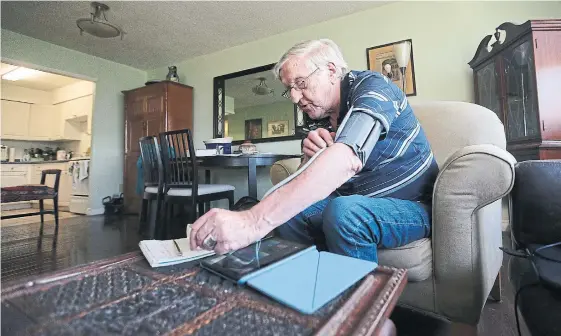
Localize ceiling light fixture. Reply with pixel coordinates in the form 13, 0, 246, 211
252, 77, 274, 96
76, 2, 125, 40
2, 67, 41, 81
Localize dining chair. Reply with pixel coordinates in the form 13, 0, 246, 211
138, 135, 165, 239
159, 129, 235, 238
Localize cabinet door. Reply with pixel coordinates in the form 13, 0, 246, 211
29, 105, 58, 140
475, 60, 502, 121
126, 119, 146, 154
501, 39, 540, 141
1, 172, 30, 187
1, 100, 31, 138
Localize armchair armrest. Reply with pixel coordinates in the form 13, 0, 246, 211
270, 158, 301, 186
432, 144, 516, 323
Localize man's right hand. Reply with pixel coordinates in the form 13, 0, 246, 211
302, 128, 336, 159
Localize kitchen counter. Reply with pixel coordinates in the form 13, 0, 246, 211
1, 158, 90, 164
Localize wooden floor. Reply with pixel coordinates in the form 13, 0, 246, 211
0, 215, 519, 335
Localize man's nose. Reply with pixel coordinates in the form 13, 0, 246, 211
290, 88, 302, 104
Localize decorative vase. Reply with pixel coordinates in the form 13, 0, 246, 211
166, 66, 179, 82
239, 140, 257, 154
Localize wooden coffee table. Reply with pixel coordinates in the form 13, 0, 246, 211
1, 252, 407, 336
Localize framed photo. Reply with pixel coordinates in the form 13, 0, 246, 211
366, 39, 417, 96
267, 120, 289, 137
245, 118, 262, 140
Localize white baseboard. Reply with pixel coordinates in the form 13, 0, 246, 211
1, 202, 32, 211
87, 208, 105, 216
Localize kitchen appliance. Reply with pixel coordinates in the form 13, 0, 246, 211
8, 148, 15, 162
57, 150, 67, 161
68, 159, 90, 214
1, 145, 8, 161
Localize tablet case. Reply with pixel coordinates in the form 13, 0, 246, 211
244, 247, 377, 314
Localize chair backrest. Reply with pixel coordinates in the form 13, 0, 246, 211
410, 101, 507, 168
40, 169, 62, 192
159, 129, 198, 192
139, 136, 163, 188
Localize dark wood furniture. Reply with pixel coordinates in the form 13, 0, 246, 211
200, 153, 301, 200
469, 19, 561, 161
123, 81, 194, 214
1, 169, 61, 233
1, 251, 406, 336
159, 129, 235, 238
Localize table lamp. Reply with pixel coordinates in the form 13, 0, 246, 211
393, 40, 411, 93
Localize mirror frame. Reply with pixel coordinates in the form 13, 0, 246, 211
213, 63, 306, 145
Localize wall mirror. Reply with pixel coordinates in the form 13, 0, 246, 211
213, 63, 306, 145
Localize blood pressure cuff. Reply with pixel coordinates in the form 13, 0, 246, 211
335, 108, 383, 166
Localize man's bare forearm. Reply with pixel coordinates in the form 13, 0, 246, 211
250, 143, 362, 235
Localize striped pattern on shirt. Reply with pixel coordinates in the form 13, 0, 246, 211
335, 70, 439, 204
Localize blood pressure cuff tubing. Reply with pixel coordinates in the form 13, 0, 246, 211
335, 108, 383, 166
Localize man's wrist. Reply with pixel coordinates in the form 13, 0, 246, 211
248, 205, 276, 237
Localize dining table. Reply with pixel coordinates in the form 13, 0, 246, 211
197, 153, 301, 200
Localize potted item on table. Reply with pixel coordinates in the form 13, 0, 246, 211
204, 137, 233, 155
239, 140, 257, 154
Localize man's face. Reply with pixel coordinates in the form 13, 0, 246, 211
279, 57, 336, 120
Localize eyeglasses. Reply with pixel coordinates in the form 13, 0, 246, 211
281, 67, 320, 99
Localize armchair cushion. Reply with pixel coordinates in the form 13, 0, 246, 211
378, 238, 432, 282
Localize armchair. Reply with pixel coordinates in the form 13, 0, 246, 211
270, 101, 516, 328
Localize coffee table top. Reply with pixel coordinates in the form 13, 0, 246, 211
1, 251, 407, 336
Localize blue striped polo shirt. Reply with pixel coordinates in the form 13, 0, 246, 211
335, 70, 439, 204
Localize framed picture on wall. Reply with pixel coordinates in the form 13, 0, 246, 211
366, 39, 417, 96
245, 119, 262, 140
267, 120, 289, 137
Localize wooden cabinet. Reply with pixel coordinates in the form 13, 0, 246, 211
122, 81, 194, 214
469, 20, 561, 161
1, 100, 31, 138
1, 164, 30, 188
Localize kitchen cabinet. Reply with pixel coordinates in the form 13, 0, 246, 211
61, 95, 92, 121
122, 81, 193, 214
1, 164, 30, 187
1, 100, 31, 138
29, 104, 60, 140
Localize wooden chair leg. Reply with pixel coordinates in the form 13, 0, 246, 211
39, 199, 45, 225
139, 198, 148, 234
490, 271, 502, 302
53, 196, 59, 232
228, 192, 235, 210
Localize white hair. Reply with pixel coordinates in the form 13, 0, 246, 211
272, 39, 349, 80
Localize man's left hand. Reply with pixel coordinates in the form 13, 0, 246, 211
189, 208, 264, 255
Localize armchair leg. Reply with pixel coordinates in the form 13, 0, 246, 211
451, 322, 479, 336
490, 271, 502, 302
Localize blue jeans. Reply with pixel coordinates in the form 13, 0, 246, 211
276, 194, 431, 262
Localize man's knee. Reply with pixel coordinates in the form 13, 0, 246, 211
322, 195, 377, 239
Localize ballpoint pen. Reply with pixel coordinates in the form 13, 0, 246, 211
173, 239, 183, 256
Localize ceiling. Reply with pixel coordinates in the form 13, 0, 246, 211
225, 68, 287, 109
1, 62, 83, 90
1, 1, 390, 70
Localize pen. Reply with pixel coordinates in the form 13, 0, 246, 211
173, 239, 183, 256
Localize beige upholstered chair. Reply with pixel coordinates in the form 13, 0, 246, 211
270, 101, 516, 330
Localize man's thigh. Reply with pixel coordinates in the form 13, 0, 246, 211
322, 195, 431, 251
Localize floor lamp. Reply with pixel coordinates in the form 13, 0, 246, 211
393, 41, 412, 93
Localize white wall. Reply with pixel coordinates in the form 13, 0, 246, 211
2, 29, 147, 212
52, 80, 95, 104
147, 1, 560, 204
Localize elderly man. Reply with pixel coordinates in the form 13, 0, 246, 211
190, 39, 439, 263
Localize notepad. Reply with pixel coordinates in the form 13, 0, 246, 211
139, 238, 215, 268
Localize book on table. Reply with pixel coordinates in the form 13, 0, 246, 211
139, 237, 215, 268
200, 237, 378, 314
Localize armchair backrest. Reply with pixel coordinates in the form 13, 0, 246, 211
410, 101, 507, 167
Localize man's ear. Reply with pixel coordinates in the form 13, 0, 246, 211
327, 62, 338, 83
